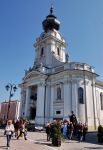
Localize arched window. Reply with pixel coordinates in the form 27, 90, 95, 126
57, 87, 61, 100
41, 47, 44, 56
78, 87, 84, 104
100, 92, 103, 110
57, 47, 60, 56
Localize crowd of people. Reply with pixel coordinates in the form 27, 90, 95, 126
46, 111, 88, 143
3, 111, 88, 148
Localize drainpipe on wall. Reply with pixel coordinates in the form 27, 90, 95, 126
95, 83, 100, 126
70, 76, 73, 111
44, 75, 49, 127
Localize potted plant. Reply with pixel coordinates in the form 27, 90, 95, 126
51, 121, 62, 146
97, 125, 103, 143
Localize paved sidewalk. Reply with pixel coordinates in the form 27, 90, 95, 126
0, 130, 103, 150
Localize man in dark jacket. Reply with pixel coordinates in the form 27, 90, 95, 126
69, 111, 77, 125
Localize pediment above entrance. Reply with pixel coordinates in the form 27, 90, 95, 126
24, 70, 46, 81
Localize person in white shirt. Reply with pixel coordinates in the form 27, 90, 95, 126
5, 120, 14, 148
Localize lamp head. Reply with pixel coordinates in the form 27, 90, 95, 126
5, 85, 10, 91
13, 86, 17, 92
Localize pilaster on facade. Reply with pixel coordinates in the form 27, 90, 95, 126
63, 81, 71, 119
50, 84, 54, 120
72, 82, 78, 117
45, 84, 51, 122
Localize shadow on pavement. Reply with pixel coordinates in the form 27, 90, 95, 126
84, 146, 103, 149
71, 132, 102, 145
0, 135, 5, 137
34, 141, 52, 146
0, 146, 8, 149
85, 132, 99, 144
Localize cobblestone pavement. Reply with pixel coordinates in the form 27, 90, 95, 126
0, 129, 103, 150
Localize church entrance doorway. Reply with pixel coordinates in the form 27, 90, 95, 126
30, 107, 36, 120
29, 85, 37, 120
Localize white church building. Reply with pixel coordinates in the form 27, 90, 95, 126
20, 7, 103, 130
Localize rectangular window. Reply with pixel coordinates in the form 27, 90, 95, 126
56, 111, 61, 114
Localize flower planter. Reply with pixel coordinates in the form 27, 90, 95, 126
52, 138, 61, 146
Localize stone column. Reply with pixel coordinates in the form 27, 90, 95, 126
25, 87, 30, 118
15, 101, 20, 120
35, 83, 45, 125
20, 89, 26, 117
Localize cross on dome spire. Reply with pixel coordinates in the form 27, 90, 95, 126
50, 5, 53, 14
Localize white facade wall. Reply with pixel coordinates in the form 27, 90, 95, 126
63, 79, 71, 120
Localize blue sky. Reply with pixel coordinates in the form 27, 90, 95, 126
0, 0, 103, 102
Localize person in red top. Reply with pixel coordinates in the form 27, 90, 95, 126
68, 122, 74, 140
83, 123, 88, 141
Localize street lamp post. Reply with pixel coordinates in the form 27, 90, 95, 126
5, 83, 17, 120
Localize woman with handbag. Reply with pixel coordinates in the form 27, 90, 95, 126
5, 120, 14, 148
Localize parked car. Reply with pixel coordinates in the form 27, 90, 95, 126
27, 122, 35, 132
0, 124, 6, 129
35, 124, 43, 132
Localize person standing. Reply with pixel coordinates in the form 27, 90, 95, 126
77, 122, 83, 142
17, 119, 27, 140
69, 111, 77, 125
46, 123, 51, 141
63, 122, 68, 139
68, 122, 74, 140
83, 123, 88, 141
5, 120, 14, 148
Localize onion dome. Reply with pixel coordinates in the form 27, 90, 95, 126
42, 6, 60, 32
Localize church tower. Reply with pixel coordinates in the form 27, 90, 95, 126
33, 6, 69, 69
